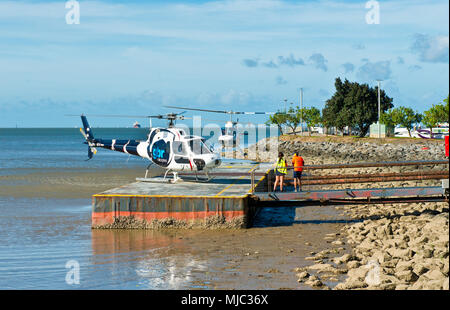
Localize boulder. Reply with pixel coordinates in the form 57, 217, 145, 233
338, 279, 368, 290
347, 266, 369, 280
423, 248, 434, 259
347, 260, 361, 269
422, 279, 443, 290
334, 254, 354, 265
296, 271, 310, 280
422, 269, 445, 281
441, 262, 449, 276
387, 248, 413, 259
395, 284, 410, 290
307, 263, 337, 274
331, 240, 345, 246
395, 260, 413, 273
379, 283, 397, 290
396, 270, 419, 283
305, 277, 323, 287
371, 250, 392, 264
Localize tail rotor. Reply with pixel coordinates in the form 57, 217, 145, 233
80, 115, 97, 160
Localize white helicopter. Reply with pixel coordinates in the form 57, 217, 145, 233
79, 113, 222, 183
164, 106, 276, 148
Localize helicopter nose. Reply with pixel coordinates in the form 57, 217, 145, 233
206, 155, 221, 168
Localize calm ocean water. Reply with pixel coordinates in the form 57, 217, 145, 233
0, 127, 275, 170
0, 128, 150, 170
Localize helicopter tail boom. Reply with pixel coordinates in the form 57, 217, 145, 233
80, 115, 97, 160
81, 115, 95, 140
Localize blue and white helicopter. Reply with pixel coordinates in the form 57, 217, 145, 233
79, 113, 222, 183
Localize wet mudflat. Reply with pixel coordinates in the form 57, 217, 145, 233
0, 169, 353, 289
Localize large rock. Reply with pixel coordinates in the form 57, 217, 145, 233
347, 266, 370, 280
333, 254, 354, 265
443, 278, 449, 290
412, 264, 429, 276
387, 248, 413, 259
395, 260, 413, 273
296, 271, 310, 280
396, 270, 419, 283
347, 260, 361, 269
307, 263, 337, 274
334, 279, 368, 290
422, 269, 445, 281
371, 250, 392, 264
422, 280, 444, 290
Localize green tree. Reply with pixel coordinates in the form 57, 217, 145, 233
323, 78, 352, 135
323, 78, 393, 137
391, 106, 422, 137
422, 95, 449, 138
380, 109, 397, 137
423, 106, 441, 138
300, 107, 322, 136
285, 104, 301, 134
268, 111, 289, 135
380, 109, 397, 128
438, 95, 449, 122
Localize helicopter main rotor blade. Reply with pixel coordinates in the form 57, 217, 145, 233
66, 114, 161, 118
233, 111, 276, 115
164, 106, 230, 114
65, 114, 189, 119
164, 106, 279, 115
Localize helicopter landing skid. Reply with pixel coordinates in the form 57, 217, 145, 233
178, 175, 215, 183
136, 172, 214, 184
137, 169, 181, 183
135, 175, 214, 183
136, 177, 184, 184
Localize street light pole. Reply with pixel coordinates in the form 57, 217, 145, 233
300, 88, 303, 135
377, 80, 381, 138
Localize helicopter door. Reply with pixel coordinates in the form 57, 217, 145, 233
172, 141, 190, 164
151, 139, 171, 167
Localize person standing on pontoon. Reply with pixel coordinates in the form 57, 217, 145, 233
292, 151, 304, 192
273, 152, 287, 192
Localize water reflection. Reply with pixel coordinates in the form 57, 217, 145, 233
89, 229, 208, 289
253, 204, 354, 227
135, 256, 208, 289
91, 229, 180, 255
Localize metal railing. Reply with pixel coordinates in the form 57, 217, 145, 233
176, 159, 448, 194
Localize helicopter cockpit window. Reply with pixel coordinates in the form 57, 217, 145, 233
225, 127, 233, 136
189, 139, 211, 154
173, 141, 187, 155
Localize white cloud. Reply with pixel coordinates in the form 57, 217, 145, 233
275, 76, 287, 85
309, 53, 328, 72
342, 62, 355, 73
410, 34, 449, 63
357, 60, 392, 81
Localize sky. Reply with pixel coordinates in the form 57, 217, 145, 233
0, 0, 448, 127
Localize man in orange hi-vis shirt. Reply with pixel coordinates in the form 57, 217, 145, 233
292, 152, 304, 192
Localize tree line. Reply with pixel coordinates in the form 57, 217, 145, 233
268, 78, 449, 138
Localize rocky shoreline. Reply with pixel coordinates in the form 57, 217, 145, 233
293, 201, 448, 290
240, 136, 446, 164
243, 136, 449, 290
